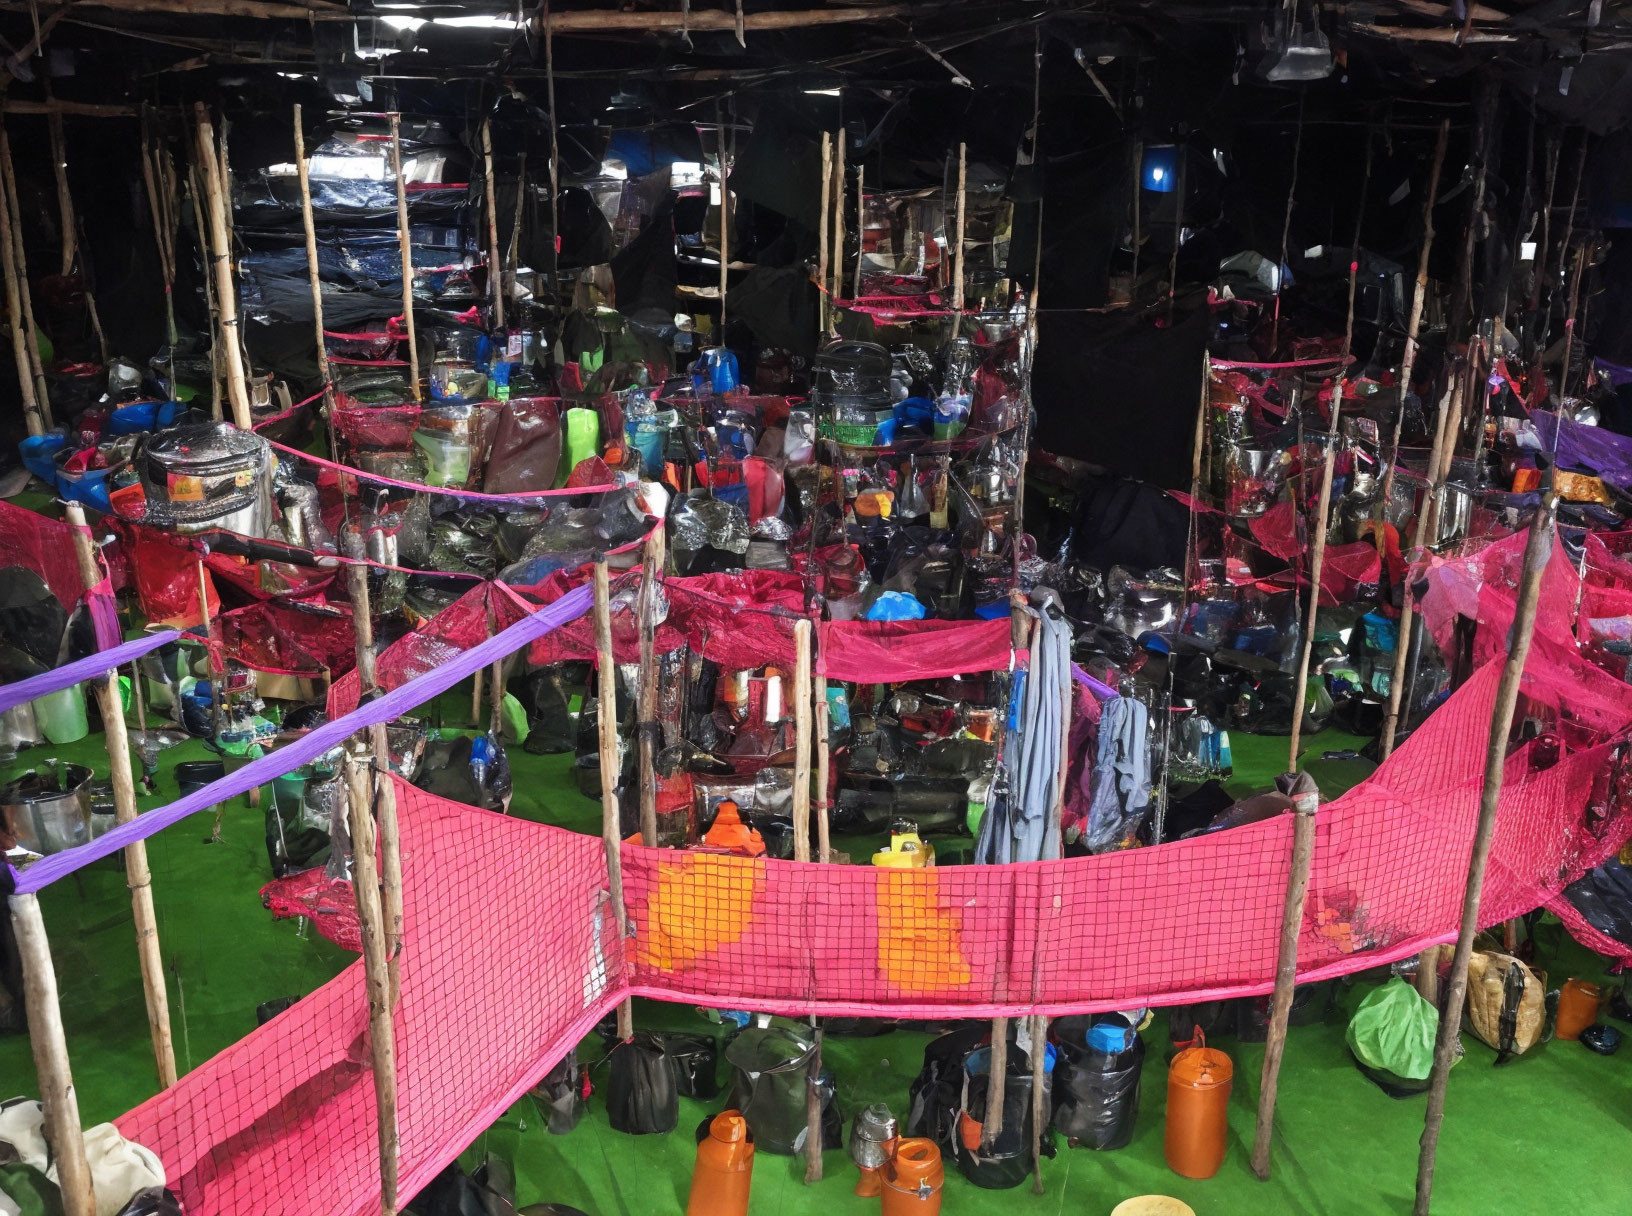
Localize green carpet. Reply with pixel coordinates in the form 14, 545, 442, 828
3, 723, 1628, 1216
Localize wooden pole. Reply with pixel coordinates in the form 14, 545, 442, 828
9, 894, 97, 1216
1271, 90, 1306, 353
813, 672, 831, 863
952, 142, 967, 315
791, 619, 813, 863
1559, 240, 1588, 402
981, 1019, 1009, 1147
1287, 386, 1343, 771
1, 129, 52, 424
138, 120, 178, 348
1413, 481, 1555, 1215
635, 527, 664, 846
803, 1018, 825, 1183
389, 114, 421, 402
293, 104, 334, 406
506, 150, 526, 306
343, 755, 400, 1215
1343, 133, 1375, 357
66, 504, 178, 1087
186, 156, 223, 422
1415, 944, 1442, 1004
594, 560, 635, 1041
832, 128, 846, 311
817, 131, 831, 336
536, 3, 920, 33
1029, 1010, 1048, 1194
1378, 119, 1450, 519
1250, 792, 1318, 1180
192, 104, 252, 430
481, 118, 504, 330
0, 128, 45, 436
717, 122, 730, 340
851, 163, 865, 300
45, 105, 75, 277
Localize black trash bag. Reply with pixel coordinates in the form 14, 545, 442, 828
1050, 1018, 1143, 1151
1234, 980, 1334, 1042
950, 1041, 1056, 1189
605, 1032, 680, 1135
657, 1031, 720, 1100
114, 1189, 185, 1216
1561, 858, 1632, 955
724, 1022, 840, 1155
0, 566, 68, 673
530, 1046, 587, 1135
403, 1155, 516, 1216
523, 665, 582, 755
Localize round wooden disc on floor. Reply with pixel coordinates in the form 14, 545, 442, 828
1111, 1198, 1197, 1216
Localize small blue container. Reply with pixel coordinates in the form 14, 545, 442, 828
19, 432, 68, 481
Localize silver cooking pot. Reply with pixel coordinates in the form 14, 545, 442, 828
2, 761, 94, 855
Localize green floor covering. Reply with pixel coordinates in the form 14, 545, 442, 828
2, 724, 1628, 1215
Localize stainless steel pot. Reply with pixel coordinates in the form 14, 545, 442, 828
2, 761, 93, 855
141, 423, 272, 537
848, 1102, 899, 1170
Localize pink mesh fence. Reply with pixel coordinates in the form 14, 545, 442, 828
95, 526, 1632, 1215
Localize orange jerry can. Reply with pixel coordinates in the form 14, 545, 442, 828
686, 1111, 754, 1216
1556, 979, 1604, 1041
1164, 1036, 1233, 1180
881, 1137, 944, 1215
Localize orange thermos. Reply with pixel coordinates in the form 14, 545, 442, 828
1556, 979, 1604, 1041
1164, 1036, 1233, 1180
881, 1138, 944, 1216
686, 1111, 754, 1216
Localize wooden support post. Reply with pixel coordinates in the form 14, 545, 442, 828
66, 504, 178, 1087
293, 105, 334, 414
813, 673, 831, 864
832, 128, 846, 315
952, 142, 967, 316
345, 560, 403, 1006
1, 129, 51, 426
1559, 240, 1588, 401
803, 1018, 825, 1183
1270, 90, 1306, 353
192, 104, 252, 430
344, 756, 399, 1215
1415, 944, 1442, 1005
717, 123, 730, 340
481, 119, 504, 330
636, 527, 664, 846
1414, 482, 1555, 1216
46, 105, 75, 277
1287, 385, 1343, 771
1029, 1011, 1048, 1194
981, 1018, 1009, 1147
9, 894, 97, 1216
817, 132, 832, 336
389, 114, 421, 402
852, 163, 865, 299
1344, 133, 1375, 356
791, 620, 813, 863
185, 156, 223, 421
1378, 119, 1450, 518
1250, 795, 1318, 1180
595, 561, 635, 1041
139, 120, 179, 350
0, 128, 45, 436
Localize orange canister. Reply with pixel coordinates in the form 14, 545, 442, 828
686, 1111, 754, 1216
1556, 979, 1604, 1041
881, 1137, 944, 1216
1164, 1037, 1233, 1180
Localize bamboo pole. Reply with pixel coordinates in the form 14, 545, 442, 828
1029, 1010, 1048, 1194
1413, 479, 1555, 1215
1380, 369, 1463, 761
852, 163, 865, 299
0, 129, 45, 436
791, 619, 813, 863
1378, 119, 1450, 519
952, 142, 967, 315
192, 104, 252, 430
2, 100, 139, 118
389, 114, 421, 402
1, 129, 52, 424
186, 156, 223, 421
594, 561, 635, 1041
717, 121, 730, 340
1559, 240, 1588, 401
1250, 790, 1318, 1180
537, 2, 919, 33
1343, 133, 1375, 356
481, 119, 504, 330
46, 105, 75, 276
813, 672, 831, 863
9, 894, 97, 1216
293, 105, 334, 405
1271, 90, 1306, 353
66, 504, 178, 1087
817, 131, 831, 336
832, 128, 845, 313
635, 527, 664, 846
344, 755, 400, 1215
1287, 386, 1344, 771
506, 150, 526, 306
1414, 944, 1442, 1004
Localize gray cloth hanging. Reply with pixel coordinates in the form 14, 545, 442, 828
975, 587, 1071, 865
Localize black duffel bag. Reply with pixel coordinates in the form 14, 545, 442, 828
605, 1032, 679, 1135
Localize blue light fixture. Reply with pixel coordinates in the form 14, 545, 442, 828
1141, 144, 1178, 193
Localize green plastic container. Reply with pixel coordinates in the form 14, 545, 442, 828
559, 407, 601, 485
32, 686, 88, 745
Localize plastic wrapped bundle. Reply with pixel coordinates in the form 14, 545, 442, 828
1346, 978, 1446, 1096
